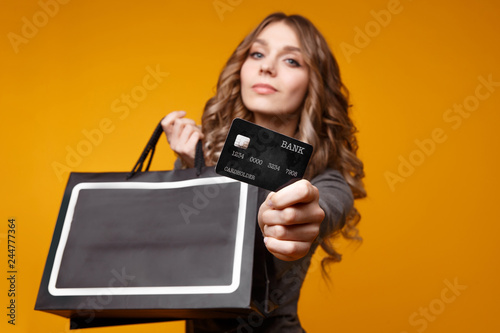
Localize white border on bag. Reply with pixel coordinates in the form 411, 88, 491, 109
48, 177, 248, 296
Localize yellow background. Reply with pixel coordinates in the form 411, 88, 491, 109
2, 0, 499, 332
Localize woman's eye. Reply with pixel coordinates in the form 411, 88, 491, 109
285, 58, 301, 67
250, 52, 264, 59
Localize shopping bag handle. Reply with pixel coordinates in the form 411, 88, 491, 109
127, 120, 205, 179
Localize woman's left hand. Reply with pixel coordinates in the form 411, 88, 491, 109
258, 179, 325, 261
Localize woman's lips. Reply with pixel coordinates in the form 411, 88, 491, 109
252, 83, 277, 94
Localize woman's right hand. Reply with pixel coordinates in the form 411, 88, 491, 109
161, 111, 203, 168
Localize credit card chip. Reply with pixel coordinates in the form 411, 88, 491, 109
234, 134, 250, 149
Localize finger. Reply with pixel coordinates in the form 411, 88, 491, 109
173, 117, 197, 127
177, 123, 196, 146
263, 237, 311, 261
175, 130, 200, 160
185, 130, 202, 151
170, 121, 193, 145
161, 111, 186, 132
263, 223, 319, 242
176, 120, 203, 140
171, 118, 201, 141
266, 180, 319, 209
259, 203, 325, 226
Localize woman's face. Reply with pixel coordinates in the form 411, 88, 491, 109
240, 21, 309, 118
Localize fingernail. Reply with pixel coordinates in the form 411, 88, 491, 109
266, 193, 274, 207
263, 237, 268, 245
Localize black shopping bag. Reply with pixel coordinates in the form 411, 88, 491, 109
35, 122, 264, 329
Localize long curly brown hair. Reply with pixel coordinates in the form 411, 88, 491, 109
201, 12, 366, 273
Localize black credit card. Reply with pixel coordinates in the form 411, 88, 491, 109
215, 118, 313, 192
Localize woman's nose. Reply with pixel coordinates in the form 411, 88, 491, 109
259, 60, 276, 76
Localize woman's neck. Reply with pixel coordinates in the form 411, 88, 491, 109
252, 113, 299, 137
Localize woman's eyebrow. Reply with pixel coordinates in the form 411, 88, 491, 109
254, 38, 267, 46
253, 39, 301, 53
283, 45, 301, 53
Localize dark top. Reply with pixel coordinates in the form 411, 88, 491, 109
185, 169, 354, 333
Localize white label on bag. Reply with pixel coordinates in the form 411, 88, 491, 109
48, 177, 248, 296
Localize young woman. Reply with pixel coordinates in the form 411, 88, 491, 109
161, 12, 366, 333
